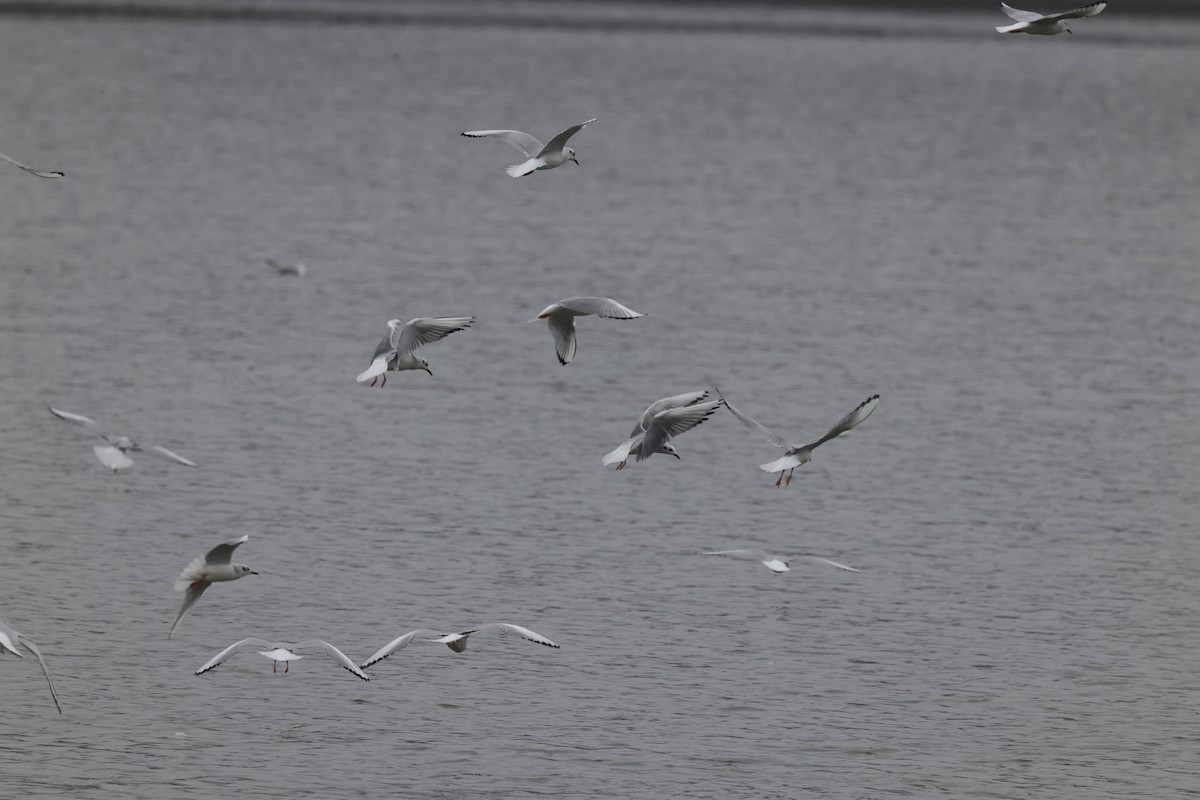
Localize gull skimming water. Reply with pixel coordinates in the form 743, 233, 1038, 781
48, 407, 198, 472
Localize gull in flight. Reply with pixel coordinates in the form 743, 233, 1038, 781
462, 118, 597, 177
995, 1, 1106, 34
48, 407, 198, 472
194, 638, 369, 680
265, 258, 308, 277
0, 616, 62, 714
716, 390, 880, 487
356, 316, 474, 387
169, 535, 258, 639
360, 623, 559, 669
530, 297, 643, 365
701, 550, 861, 574
602, 390, 711, 469
0, 150, 63, 178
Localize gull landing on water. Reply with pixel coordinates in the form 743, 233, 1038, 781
360, 623, 559, 670
701, 550, 861, 574
48, 407, 198, 472
531, 297, 643, 365
356, 316, 474, 387
194, 638, 369, 680
602, 390, 715, 469
462, 118, 596, 177
716, 390, 879, 487
0, 150, 63, 178
0, 616, 62, 714
169, 535, 257, 639
996, 1, 1106, 34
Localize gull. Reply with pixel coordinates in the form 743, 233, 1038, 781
701, 550, 861, 574
0, 616, 62, 714
265, 258, 308, 277
169, 535, 258, 639
0, 150, 63, 178
602, 390, 710, 469
530, 297, 643, 365
360, 623, 559, 669
48, 406, 198, 472
995, 1, 1106, 34
605, 397, 722, 469
716, 390, 879, 487
194, 638, 369, 680
462, 118, 596, 177
356, 316, 474, 387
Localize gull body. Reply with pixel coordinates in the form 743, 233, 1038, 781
194, 638, 369, 680
716, 390, 879, 487
357, 316, 474, 387
48, 407, 197, 472
0, 616, 62, 713
266, 258, 308, 277
602, 390, 710, 469
701, 550, 861, 574
0, 150, 63, 178
361, 623, 559, 669
169, 535, 257, 639
461, 118, 597, 177
530, 297, 643, 365
995, 1, 1105, 34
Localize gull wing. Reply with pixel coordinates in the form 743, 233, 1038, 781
546, 313, 577, 365
1048, 1, 1105, 20
136, 444, 198, 467
94, 445, 134, 471
803, 394, 880, 451
168, 582, 211, 639
370, 327, 398, 362
476, 623, 560, 648
714, 389, 793, 450
632, 391, 710, 437
555, 296, 643, 319
701, 549, 788, 572
203, 534, 249, 566
637, 400, 720, 462
391, 316, 475, 358
0, 150, 63, 178
194, 638, 274, 675
49, 407, 109, 441
15, 635, 62, 714
537, 118, 598, 157
999, 2, 1045, 21
359, 629, 447, 669
294, 640, 370, 681
793, 555, 862, 573
460, 129, 544, 157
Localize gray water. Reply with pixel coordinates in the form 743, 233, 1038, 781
2, 4, 1199, 798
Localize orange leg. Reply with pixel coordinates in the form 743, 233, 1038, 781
285, 662, 289, 673
370, 377, 377, 387
381, 373, 387, 387
273, 661, 277, 673
785, 468, 794, 487
775, 472, 783, 488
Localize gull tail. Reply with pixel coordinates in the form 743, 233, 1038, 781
996, 22, 1025, 32
506, 159, 540, 178
356, 357, 388, 383
602, 439, 637, 467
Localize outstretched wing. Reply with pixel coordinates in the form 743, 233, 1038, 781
203, 534, 249, 566
714, 389, 793, 450
295, 640, 370, 681
1048, 1, 1105, 20
168, 582, 211, 639
804, 394, 880, 450
49, 407, 109, 441
16, 635, 62, 714
538, 118, 598, 157
477, 623, 560, 648
793, 555, 862, 573
999, 2, 1044, 21
633, 391, 710, 437
391, 316, 475, 358
638, 401, 720, 462
359, 629, 447, 669
194, 638, 274, 675
137, 444, 198, 467
555, 297, 643, 319
0, 150, 63, 178
461, 129, 544, 157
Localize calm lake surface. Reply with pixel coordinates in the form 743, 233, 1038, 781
1, 3, 1199, 798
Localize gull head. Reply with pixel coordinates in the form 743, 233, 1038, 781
418, 357, 432, 376
115, 436, 135, 451
235, 565, 258, 577
566, 146, 579, 166
663, 443, 680, 460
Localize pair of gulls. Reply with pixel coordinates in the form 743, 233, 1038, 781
996, 2, 1105, 34
603, 388, 880, 487
193, 624, 559, 681
354, 297, 643, 385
